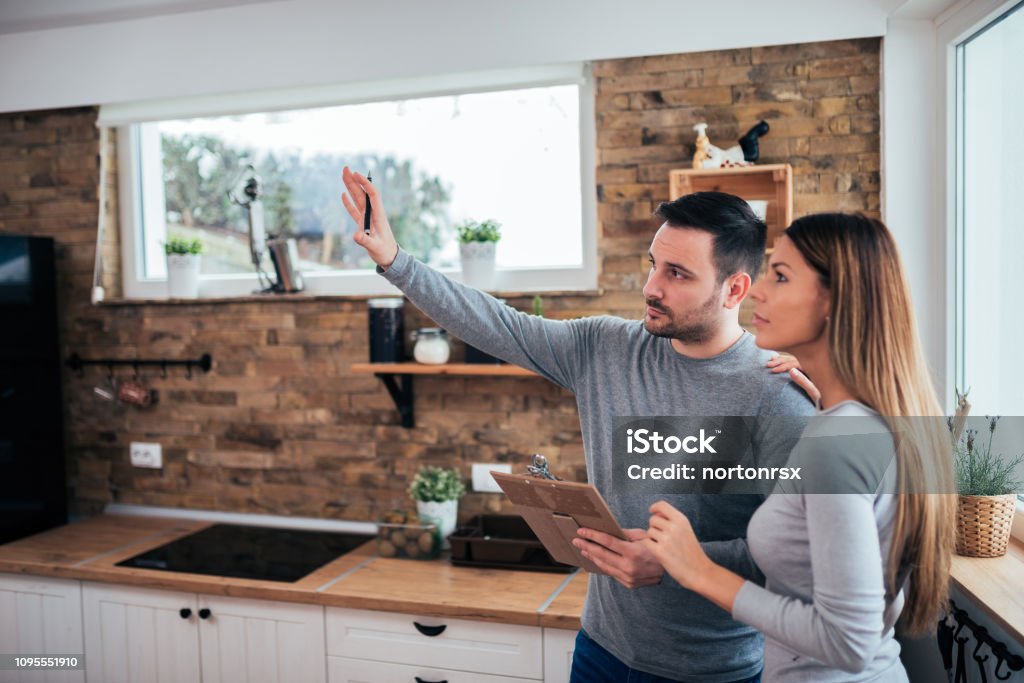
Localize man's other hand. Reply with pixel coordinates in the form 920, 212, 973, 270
572, 528, 664, 588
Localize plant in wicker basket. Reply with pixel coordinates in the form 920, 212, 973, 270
951, 412, 1023, 558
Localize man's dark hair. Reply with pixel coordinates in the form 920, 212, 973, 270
654, 191, 767, 282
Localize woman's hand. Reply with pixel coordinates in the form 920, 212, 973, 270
645, 501, 714, 590
646, 501, 747, 612
766, 353, 821, 405
340, 166, 399, 269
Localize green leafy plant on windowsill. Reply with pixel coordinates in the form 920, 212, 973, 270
952, 416, 1024, 496
407, 466, 466, 503
455, 219, 501, 244
163, 236, 204, 255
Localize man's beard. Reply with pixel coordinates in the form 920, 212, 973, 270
643, 288, 723, 344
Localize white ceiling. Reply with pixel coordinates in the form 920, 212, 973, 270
0, 0, 283, 34
0, 0, 962, 35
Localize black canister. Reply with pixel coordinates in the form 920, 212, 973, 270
368, 298, 405, 362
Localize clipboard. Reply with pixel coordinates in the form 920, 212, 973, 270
490, 471, 627, 574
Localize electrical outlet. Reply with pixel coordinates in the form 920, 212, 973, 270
130, 442, 162, 469
472, 463, 511, 493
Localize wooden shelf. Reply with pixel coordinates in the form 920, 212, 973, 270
669, 164, 793, 249
350, 362, 538, 377
351, 362, 543, 428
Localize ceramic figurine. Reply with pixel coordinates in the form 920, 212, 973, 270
691, 121, 770, 169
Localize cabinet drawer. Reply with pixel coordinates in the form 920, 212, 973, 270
326, 607, 542, 679
327, 656, 537, 683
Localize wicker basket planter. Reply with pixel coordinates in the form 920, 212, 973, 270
955, 494, 1017, 558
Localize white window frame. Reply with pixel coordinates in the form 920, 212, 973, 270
939, 0, 1024, 517
105, 64, 597, 299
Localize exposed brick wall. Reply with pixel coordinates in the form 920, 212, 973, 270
0, 37, 879, 523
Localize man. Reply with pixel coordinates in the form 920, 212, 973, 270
341, 167, 815, 683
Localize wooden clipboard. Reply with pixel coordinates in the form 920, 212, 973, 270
490, 471, 627, 574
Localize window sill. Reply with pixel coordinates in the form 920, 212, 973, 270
93, 288, 605, 307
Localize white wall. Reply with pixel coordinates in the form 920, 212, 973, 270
0, 0, 898, 114
881, 18, 945, 397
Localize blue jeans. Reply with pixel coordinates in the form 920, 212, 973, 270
569, 629, 762, 683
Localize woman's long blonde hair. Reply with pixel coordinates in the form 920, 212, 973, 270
785, 213, 956, 635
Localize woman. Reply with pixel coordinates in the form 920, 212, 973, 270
645, 213, 956, 682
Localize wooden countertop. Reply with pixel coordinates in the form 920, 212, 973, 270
0, 514, 583, 629
950, 538, 1024, 644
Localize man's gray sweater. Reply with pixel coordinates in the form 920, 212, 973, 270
380, 248, 814, 682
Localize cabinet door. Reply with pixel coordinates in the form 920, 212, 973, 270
0, 574, 84, 683
82, 582, 200, 683
198, 594, 326, 683
542, 628, 577, 683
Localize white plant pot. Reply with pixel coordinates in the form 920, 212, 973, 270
416, 499, 458, 549
166, 253, 201, 298
459, 241, 497, 290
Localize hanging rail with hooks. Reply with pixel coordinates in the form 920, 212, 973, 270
65, 353, 213, 379
938, 599, 1024, 681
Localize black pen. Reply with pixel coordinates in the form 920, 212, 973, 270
363, 171, 372, 235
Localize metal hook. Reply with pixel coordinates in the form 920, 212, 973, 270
160, 361, 168, 379
132, 360, 139, 380
991, 642, 1022, 681
106, 363, 114, 383
972, 633, 990, 683
185, 362, 193, 380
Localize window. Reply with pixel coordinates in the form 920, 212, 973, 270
104, 65, 596, 298
952, 2, 1024, 504
954, 2, 1024, 413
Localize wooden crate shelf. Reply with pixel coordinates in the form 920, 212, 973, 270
669, 164, 793, 249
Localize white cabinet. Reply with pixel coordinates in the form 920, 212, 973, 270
82, 583, 200, 683
542, 628, 577, 683
198, 594, 325, 683
82, 583, 326, 683
0, 574, 84, 683
327, 656, 531, 683
326, 607, 543, 680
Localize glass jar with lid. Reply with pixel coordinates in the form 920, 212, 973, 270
411, 327, 451, 365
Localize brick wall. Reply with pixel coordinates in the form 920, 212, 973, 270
0, 38, 879, 523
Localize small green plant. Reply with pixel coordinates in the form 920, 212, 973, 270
531, 295, 544, 317
951, 416, 1024, 496
456, 219, 501, 244
408, 466, 466, 502
164, 236, 203, 255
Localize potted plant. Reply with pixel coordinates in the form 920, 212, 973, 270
408, 466, 466, 549
456, 219, 501, 289
164, 236, 203, 298
952, 414, 1023, 558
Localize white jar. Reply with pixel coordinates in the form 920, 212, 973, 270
412, 328, 450, 365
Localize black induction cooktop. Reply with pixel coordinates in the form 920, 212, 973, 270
116, 523, 374, 583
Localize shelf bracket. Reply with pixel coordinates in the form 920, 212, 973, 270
377, 373, 415, 428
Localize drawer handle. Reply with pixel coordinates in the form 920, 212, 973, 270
179, 608, 192, 619
412, 622, 446, 637
414, 678, 448, 683
198, 608, 212, 620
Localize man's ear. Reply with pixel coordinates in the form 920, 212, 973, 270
722, 272, 752, 309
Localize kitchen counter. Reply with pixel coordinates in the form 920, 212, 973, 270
0, 513, 583, 629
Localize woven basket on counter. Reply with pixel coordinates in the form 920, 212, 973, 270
955, 494, 1017, 558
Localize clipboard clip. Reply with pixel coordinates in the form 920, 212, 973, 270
526, 453, 562, 481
